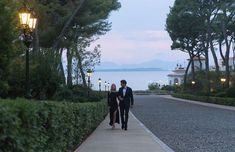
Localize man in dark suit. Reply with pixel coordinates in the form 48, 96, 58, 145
118, 80, 134, 130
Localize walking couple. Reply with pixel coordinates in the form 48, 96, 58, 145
107, 80, 134, 130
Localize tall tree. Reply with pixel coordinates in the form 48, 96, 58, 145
0, 0, 17, 97
201, 0, 221, 78
215, 0, 235, 87
61, 0, 120, 86
166, 0, 204, 86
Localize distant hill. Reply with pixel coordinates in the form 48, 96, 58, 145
95, 67, 166, 72
96, 59, 176, 71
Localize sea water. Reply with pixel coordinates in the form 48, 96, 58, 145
90, 70, 170, 91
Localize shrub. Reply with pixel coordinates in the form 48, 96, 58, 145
53, 85, 107, 103
225, 87, 235, 98
230, 74, 235, 87
172, 93, 235, 106
0, 99, 108, 152
53, 87, 74, 101
215, 91, 227, 97
148, 82, 160, 91
161, 85, 181, 92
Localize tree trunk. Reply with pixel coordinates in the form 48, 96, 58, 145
204, 39, 210, 96
76, 64, 80, 85
32, 23, 39, 61
76, 50, 87, 87
197, 52, 202, 71
67, 47, 73, 87
209, 34, 220, 76
224, 40, 231, 89
222, 19, 231, 88
59, 48, 66, 85
207, 19, 220, 78
52, 0, 86, 50
219, 39, 225, 62
184, 59, 192, 90
189, 52, 195, 81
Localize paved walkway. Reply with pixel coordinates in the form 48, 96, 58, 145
75, 112, 174, 152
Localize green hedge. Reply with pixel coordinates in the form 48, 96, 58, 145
172, 93, 235, 106
0, 99, 108, 152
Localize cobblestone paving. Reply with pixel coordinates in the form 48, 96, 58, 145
131, 95, 235, 152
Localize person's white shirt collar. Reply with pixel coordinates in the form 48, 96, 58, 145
123, 86, 127, 96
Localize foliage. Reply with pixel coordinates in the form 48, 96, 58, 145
166, 0, 235, 90
0, 0, 17, 97
166, 0, 204, 51
29, 0, 121, 87
30, 49, 63, 99
7, 56, 25, 98
53, 85, 107, 102
231, 74, 235, 87
7, 49, 63, 99
161, 85, 183, 93
29, 0, 121, 48
0, 0, 121, 99
172, 93, 235, 106
184, 71, 220, 94
181, 71, 235, 97
0, 99, 108, 152
225, 87, 235, 98
148, 82, 160, 91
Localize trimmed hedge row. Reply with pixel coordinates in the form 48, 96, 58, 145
0, 99, 108, 152
172, 93, 235, 106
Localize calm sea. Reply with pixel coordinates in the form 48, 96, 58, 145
90, 70, 171, 91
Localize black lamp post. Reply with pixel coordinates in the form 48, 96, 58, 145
18, 5, 37, 98
192, 81, 196, 85
107, 82, 110, 91
104, 81, 107, 91
87, 69, 92, 97
98, 78, 102, 92
220, 78, 226, 89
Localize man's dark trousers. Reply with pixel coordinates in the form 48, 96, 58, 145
119, 102, 130, 129
118, 87, 134, 130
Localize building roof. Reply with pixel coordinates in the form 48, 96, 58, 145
167, 73, 185, 77
173, 68, 186, 73
187, 56, 206, 61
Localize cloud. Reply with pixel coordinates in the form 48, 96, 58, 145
90, 30, 188, 65
144, 30, 170, 40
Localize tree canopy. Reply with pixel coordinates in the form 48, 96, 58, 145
0, 0, 121, 99
166, 0, 235, 93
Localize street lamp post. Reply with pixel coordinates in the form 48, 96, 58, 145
107, 83, 110, 92
87, 69, 92, 97
192, 81, 196, 85
98, 78, 102, 92
220, 78, 226, 89
191, 80, 196, 90
104, 81, 107, 91
18, 5, 37, 98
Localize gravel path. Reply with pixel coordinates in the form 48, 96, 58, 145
131, 95, 235, 152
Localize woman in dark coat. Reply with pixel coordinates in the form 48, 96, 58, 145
107, 84, 120, 129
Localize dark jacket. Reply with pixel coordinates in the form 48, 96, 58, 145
118, 87, 134, 107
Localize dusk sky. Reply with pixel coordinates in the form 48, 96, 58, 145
92, 0, 189, 66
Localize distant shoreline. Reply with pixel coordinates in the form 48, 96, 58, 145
94, 68, 170, 72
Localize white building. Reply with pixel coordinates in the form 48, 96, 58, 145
167, 57, 206, 86
167, 65, 186, 86
219, 57, 235, 71
188, 57, 206, 72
